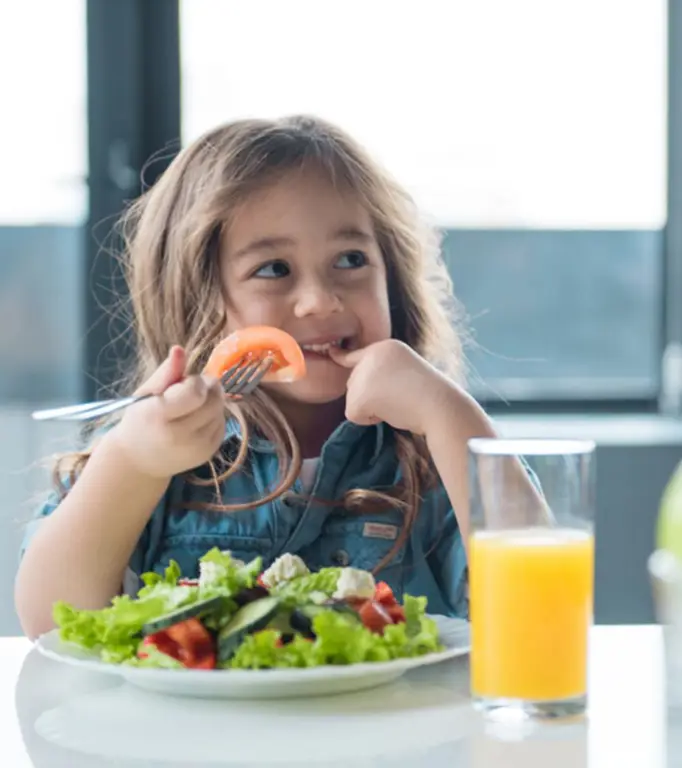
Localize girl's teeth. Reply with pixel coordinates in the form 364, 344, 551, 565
301, 340, 343, 355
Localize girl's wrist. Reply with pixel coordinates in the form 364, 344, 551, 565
422, 382, 495, 443
101, 426, 175, 488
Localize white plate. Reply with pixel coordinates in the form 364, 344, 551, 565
36, 615, 470, 700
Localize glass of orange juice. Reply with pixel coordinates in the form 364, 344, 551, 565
468, 438, 595, 719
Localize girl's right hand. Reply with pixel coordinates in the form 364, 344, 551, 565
109, 346, 227, 479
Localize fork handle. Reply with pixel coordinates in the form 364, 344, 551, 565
31, 394, 153, 422
32, 355, 273, 422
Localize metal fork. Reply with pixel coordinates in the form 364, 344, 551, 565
31, 357, 273, 422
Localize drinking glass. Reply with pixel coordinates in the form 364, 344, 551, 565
468, 438, 596, 719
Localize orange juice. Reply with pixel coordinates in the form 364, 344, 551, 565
470, 527, 594, 701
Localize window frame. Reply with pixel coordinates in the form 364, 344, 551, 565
661, 0, 682, 416
84, 0, 678, 415
84, 0, 181, 400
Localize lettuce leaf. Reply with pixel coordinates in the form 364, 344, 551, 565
225, 630, 318, 670
53, 594, 172, 663
228, 595, 442, 669
272, 568, 342, 607
138, 559, 182, 592
53, 561, 196, 661
52, 547, 442, 672
197, 549, 262, 600
52, 554, 265, 662
124, 644, 184, 669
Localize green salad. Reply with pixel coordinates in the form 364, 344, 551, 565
51, 550, 443, 670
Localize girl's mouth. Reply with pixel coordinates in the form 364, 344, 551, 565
299, 337, 351, 358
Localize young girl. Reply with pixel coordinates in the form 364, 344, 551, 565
15, 115, 502, 639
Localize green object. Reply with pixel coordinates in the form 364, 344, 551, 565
127, 644, 184, 669
228, 594, 442, 670
272, 568, 342, 606
223, 630, 319, 669
138, 559, 182, 591
53, 554, 263, 663
658, 460, 682, 561
217, 596, 281, 663
289, 601, 359, 638
141, 595, 228, 636
196, 549, 263, 599
52, 553, 444, 671
54, 594, 173, 664
53, 560, 198, 664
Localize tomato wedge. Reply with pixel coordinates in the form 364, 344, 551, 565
139, 618, 217, 670
374, 581, 397, 607
385, 604, 406, 624
358, 600, 394, 634
353, 584, 407, 629
204, 326, 306, 384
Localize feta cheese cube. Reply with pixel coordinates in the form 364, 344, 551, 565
261, 553, 309, 588
333, 568, 376, 600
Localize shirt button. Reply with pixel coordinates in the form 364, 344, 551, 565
332, 549, 350, 567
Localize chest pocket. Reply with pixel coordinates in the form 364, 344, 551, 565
303, 516, 407, 591
155, 533, 275, 579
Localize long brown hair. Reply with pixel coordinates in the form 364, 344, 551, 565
57, 115, 466, 570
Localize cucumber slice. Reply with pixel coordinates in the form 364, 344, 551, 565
142, 596, 228, 636
290, 601, 359, 638
217, 596, 281, 662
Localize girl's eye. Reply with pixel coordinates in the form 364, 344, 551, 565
253, 260, 290, 279
336, 250, 368, 269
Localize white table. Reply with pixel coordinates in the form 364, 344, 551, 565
1, 626, 680, 767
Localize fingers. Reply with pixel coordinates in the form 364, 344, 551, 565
345, 406, 381, 427
194, 414, 228, 453
165, 379, 226, 452
117, 351, 227, 477
166, 346, 188, 386
179, 380, 227, 433
160, 375, 224, 422
136, 346, 187, 396
161, 376, 207, 419
328, 345, 364, 368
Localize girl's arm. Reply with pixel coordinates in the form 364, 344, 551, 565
424, 386, 553, 548
328, 340, 550, 554
15, 433, 170, 639
423, 386, 496, 546
15, 348, 227, 639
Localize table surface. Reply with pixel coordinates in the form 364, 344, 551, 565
2, 625, 681, 767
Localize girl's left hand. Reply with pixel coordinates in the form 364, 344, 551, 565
329, 339, 453, 436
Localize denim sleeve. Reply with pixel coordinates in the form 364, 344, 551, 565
18, 491, 61, 562
18, 482, 167, 598
426, 503, 469, 619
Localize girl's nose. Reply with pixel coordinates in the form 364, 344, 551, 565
293, 279, 343, 319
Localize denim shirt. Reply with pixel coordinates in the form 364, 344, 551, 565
21, 419, 469, 618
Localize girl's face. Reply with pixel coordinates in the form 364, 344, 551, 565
221, 168, 392, 404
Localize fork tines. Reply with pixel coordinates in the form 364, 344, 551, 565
220, 356, 273, 397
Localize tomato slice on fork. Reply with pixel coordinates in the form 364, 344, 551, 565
204, 326, 306, 383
